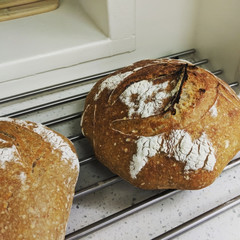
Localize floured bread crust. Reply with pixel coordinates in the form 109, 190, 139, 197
0, 117, 79, 240
81, 58, 240, 190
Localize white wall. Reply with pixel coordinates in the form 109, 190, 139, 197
194, 0, 240, 83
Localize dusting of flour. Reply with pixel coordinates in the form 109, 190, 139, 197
94, 71, 134, 100
0, 144, 20, 169
130, 130, 216, 179
19, 172, 27, 184
0, 118, 21, 169
120, 80, 169, 118
94, 64, 160, 101
0, 138, 7, 144
209, 100, 218, 117
32, 124, 79, 170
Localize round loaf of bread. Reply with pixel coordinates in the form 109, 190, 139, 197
81, 58, 240, 190
0, 117, 79, 239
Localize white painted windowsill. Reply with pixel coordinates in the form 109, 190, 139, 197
0, 0, 136, 83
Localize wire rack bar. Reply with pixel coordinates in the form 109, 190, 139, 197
43, 112, 82, 127
1, 92, 88, 118
67, 134, 83, 143
152, 194, 240, 240
74, 175, 121, 198
189, 59, 208, 66
79, 155, 96, 165
161, 49, 196, 58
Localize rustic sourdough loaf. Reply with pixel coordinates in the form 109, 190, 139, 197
0, 117, 79, 240
81, 58, 240, 190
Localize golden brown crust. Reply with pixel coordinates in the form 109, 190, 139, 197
81, 58, 240, 190
0, 118, 79, 240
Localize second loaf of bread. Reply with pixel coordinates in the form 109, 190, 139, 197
0, 117, 79, 239
81, 58, 240, 190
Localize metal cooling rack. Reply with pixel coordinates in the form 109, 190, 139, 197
1, 49, 240, 240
